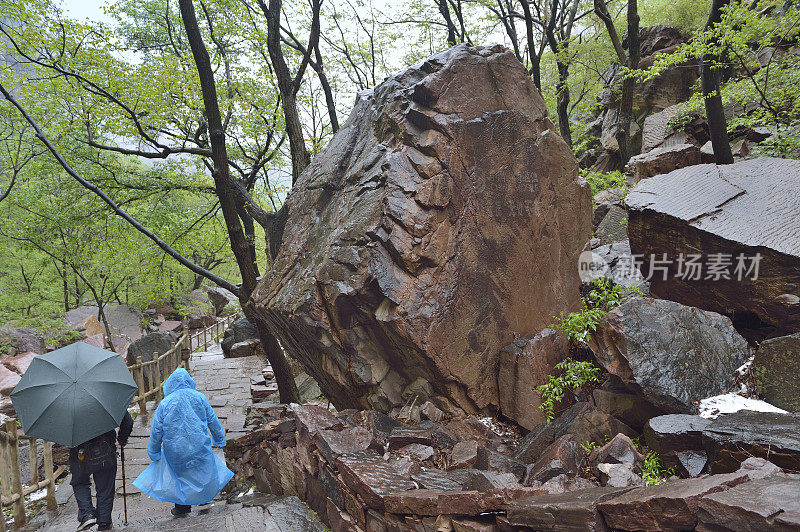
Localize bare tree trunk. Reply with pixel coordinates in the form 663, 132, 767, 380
555, 62, 572, 146
615, 0, 639, 165
518, 0, 541, 89
437, 0, 459, 45
703, 0, 734, 165
179, 0, 299, 403
260, 0, 316, 184
314, 47, 339, 133
546, 0, 573, 146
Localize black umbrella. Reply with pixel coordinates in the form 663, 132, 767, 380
10, 342, 137, 447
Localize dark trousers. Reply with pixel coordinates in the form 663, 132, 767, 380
70, 452, 117, 526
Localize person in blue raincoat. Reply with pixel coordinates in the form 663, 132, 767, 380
133, 367, 233, 516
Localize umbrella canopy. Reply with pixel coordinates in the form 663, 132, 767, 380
10, 342, 137, 447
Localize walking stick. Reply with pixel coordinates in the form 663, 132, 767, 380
120, 446, 129, 525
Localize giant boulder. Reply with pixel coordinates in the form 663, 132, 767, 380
589, 298, 750, 413
249, 44, 592, 417
626, 158, 800, 340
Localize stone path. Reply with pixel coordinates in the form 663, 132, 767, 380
36, 344, 270, 531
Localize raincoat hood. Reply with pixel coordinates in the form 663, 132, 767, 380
163, 368, 196, 396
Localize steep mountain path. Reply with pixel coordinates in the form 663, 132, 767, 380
35, 344, 282, 531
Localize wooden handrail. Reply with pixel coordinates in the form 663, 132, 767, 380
0, 314, 236, 529
129, 314, 235, 421
0, 419, 60, 529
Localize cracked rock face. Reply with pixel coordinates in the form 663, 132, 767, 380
249, 44, 592, 417
626, 158, 800, 340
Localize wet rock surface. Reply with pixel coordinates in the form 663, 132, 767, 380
588, 240, 649, 294
0, 327, 45, 356
644, 414, 712, 476
508, 486, 631, 532
125, 330, 177, 373
589, 298, 750, 413
753, 333, 800, 412
497, 328, 569, 430
597, 472, 753, 531
701, 410, 800, 473
249, 44, 591, 419
512, 402, 636, 465
626, 158, 800, 340
625, 142, 702, 183
696, 474, 800, 531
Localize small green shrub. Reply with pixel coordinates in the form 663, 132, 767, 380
552, 278, 641, 343
537, 358, 602, 422
640, 450, 675, 485
579, 169, 628, 196
580, 440, 600, 454
552, 304, 606, 343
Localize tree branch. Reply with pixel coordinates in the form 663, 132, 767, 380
0, 81, 240, 296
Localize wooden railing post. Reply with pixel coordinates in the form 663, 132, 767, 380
0, 438, 10, 532
42, 440, 57, 511
183, 335, 191, 371
28, 437, 38, 484
6, 420, 25, 528
135, 356, 148, 422
153, 352, 163, 403
203, 327, 208, 351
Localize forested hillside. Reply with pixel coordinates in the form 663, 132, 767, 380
2, 0, 797, 335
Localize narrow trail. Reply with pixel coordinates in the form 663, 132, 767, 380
37, 344, 271, 531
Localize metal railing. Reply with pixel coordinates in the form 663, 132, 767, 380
0, 313, 237, 529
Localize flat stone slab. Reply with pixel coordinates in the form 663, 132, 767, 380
702, 410, 800, 473
507, 486, 632, 532
697, 474, 800, 531
335, 452, 417, 510
626, 158, 800, 335
597, 472, 751, 531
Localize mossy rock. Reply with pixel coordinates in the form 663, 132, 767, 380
753, 333, 800, 412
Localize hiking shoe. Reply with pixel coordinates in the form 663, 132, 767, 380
171, 505, 191, 517
97, 525, 112, 531
77, 516, 97, 530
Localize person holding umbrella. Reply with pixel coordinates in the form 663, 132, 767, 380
68, 409, 133, 530
10, 341, 139, 531
133, 367, 232, 516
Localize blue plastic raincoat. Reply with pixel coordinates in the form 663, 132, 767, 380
132, 368, 233, 505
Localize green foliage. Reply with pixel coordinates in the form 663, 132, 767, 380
639, 0, 711, 33
553, 278, 641, 344
580, 440, 600, 454
580, 169, 628, 197
553, 304, 607, 344
641, 450, 675, 486
635, 0, 800, 160
537, 358, 602, 423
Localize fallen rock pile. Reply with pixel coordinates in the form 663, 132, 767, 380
226, 402, 800, 531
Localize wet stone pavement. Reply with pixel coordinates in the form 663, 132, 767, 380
35, 343, 282, 531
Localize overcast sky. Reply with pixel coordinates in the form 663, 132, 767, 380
63, 0, 112, 23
